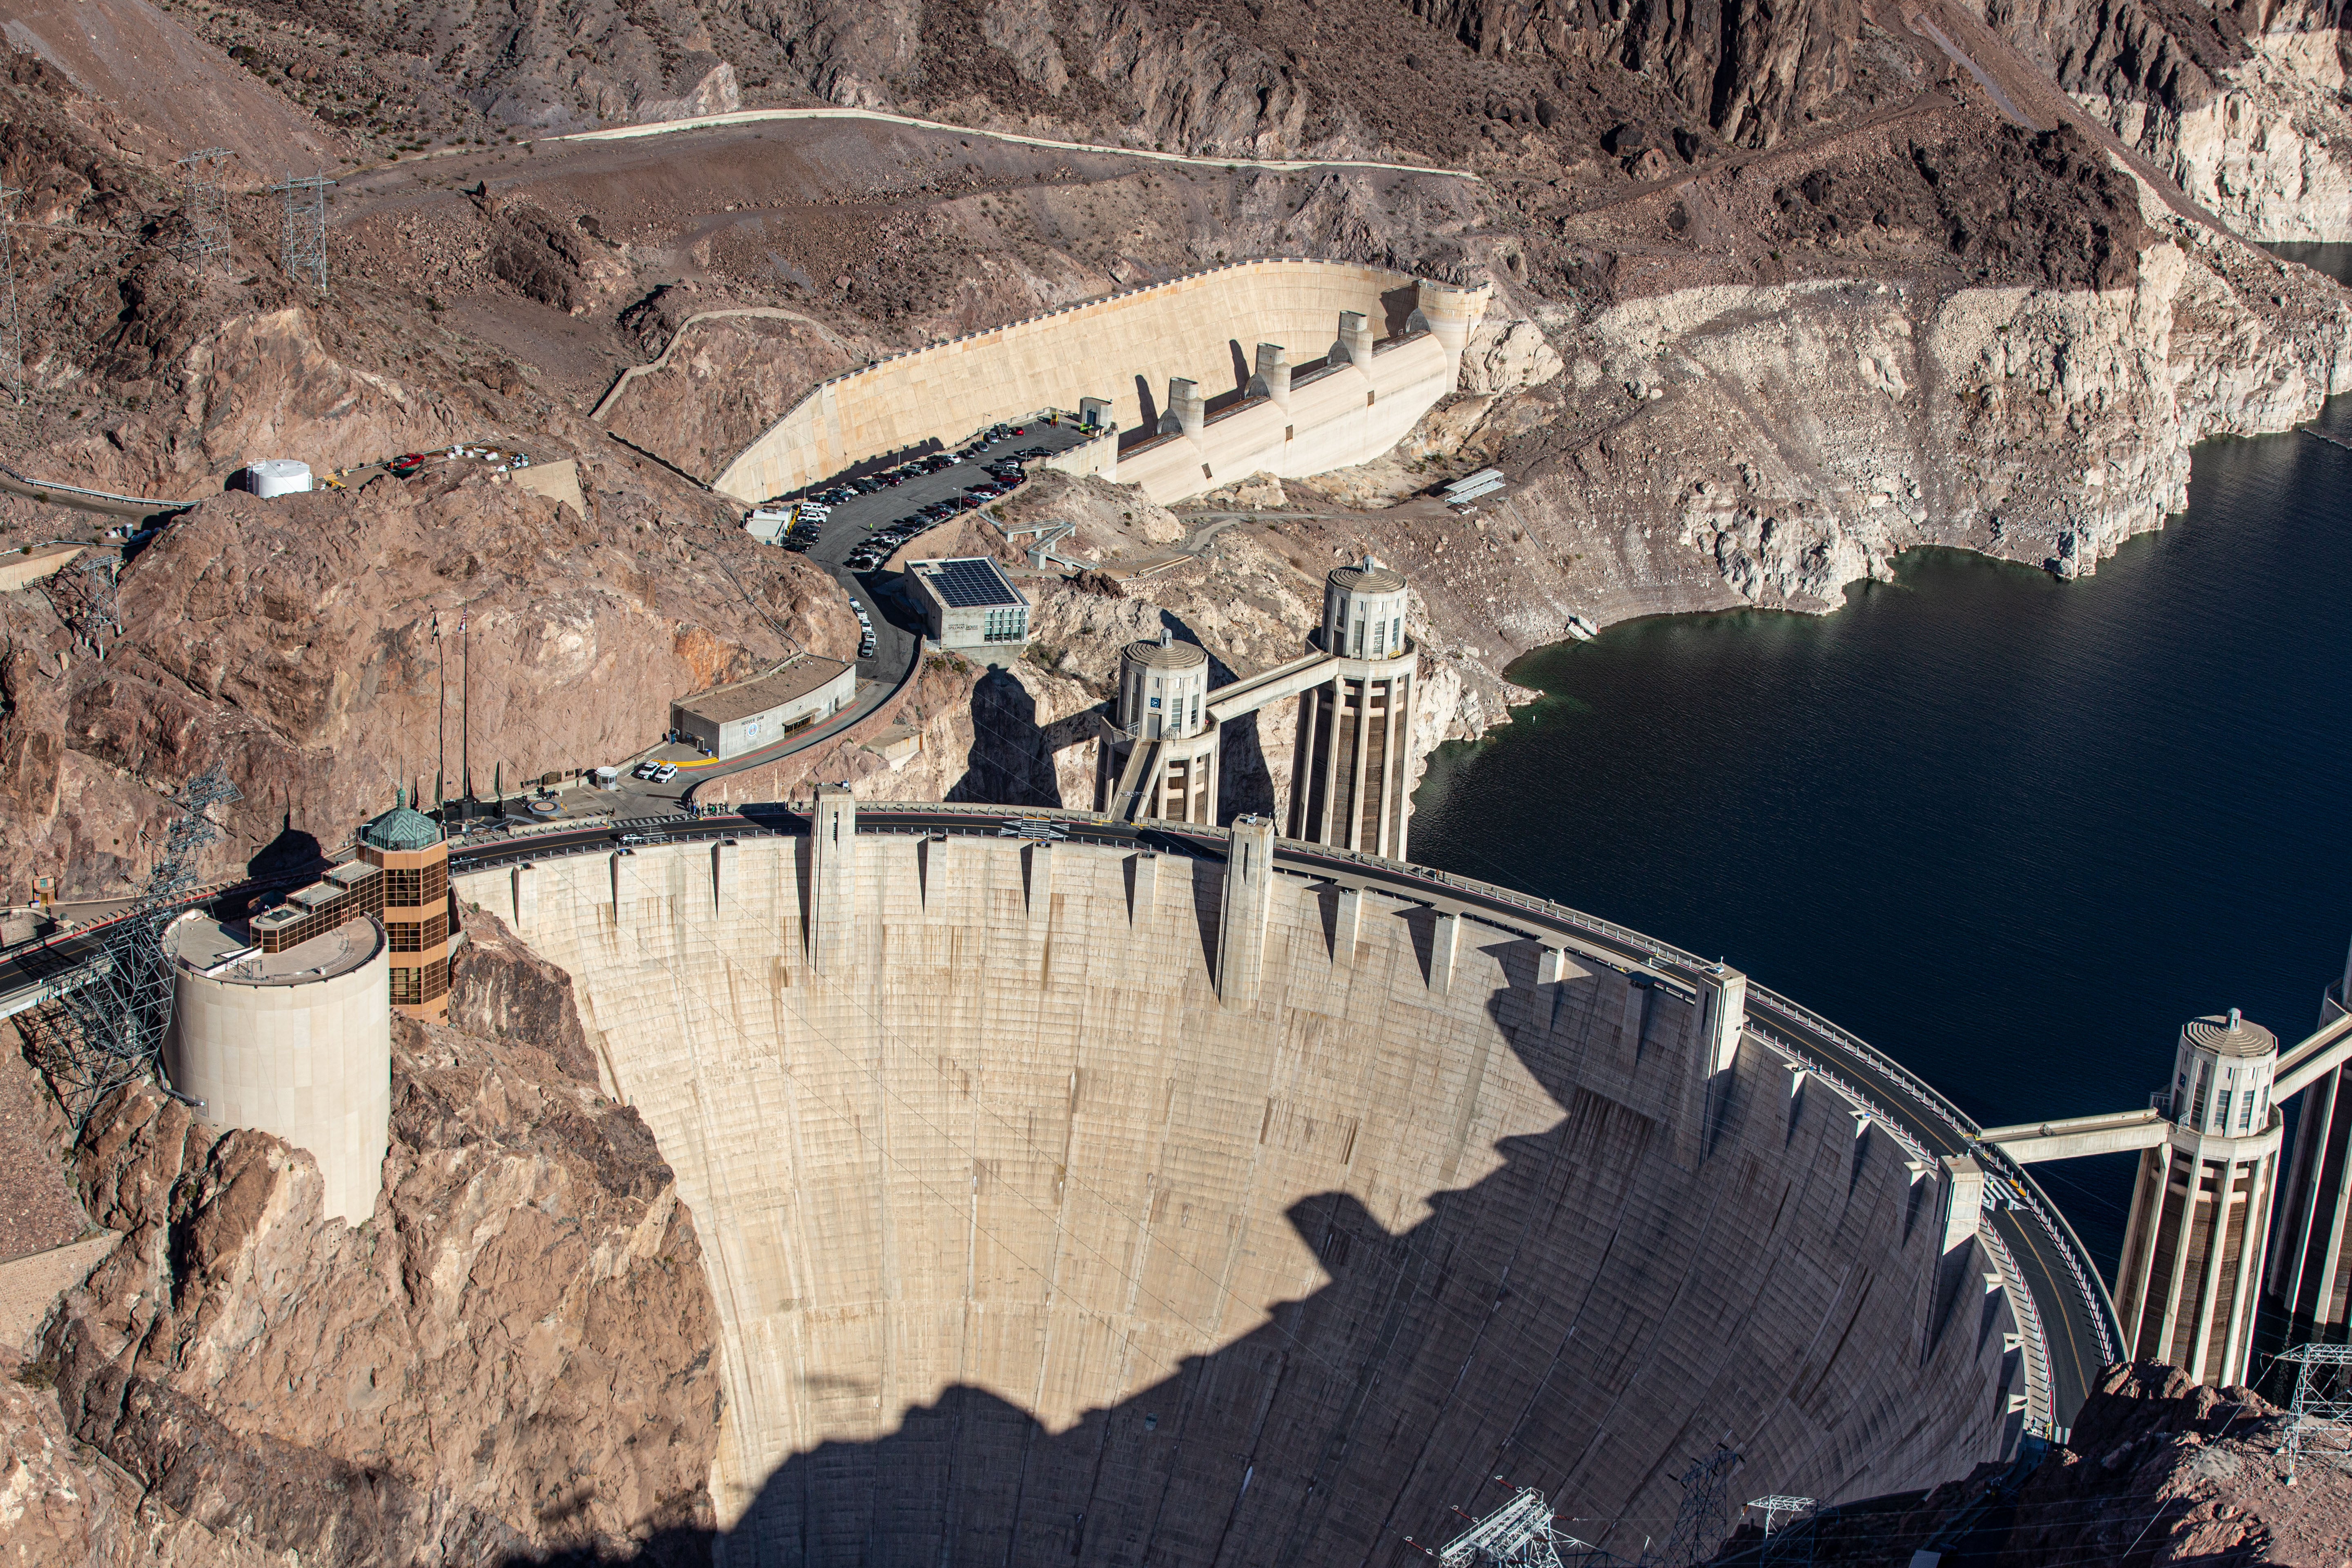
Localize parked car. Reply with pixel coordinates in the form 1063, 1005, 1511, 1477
859, 637, 877, 659
651, 762, 679, 783
631, 762, 660, 780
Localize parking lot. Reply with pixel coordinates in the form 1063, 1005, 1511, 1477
767, 415, 1100, 586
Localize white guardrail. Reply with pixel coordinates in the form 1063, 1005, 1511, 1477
1977, 1221, 2058, 1434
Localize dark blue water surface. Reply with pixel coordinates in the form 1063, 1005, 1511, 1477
1410, 344, 2352, 1275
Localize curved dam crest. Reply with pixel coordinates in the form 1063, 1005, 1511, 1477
457, 818, 2023, 1563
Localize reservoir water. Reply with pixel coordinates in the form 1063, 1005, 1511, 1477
1410, 276, 2352, 1277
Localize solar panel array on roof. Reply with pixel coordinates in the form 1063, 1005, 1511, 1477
923, 557, 1024, 609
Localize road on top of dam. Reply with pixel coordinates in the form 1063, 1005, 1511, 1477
444, 803, 2119, 1430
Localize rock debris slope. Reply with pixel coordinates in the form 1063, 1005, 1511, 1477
8, 923, 722, 1566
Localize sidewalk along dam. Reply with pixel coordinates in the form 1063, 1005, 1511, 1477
448, 795, 2110, 1563
686, 258, 1490, 507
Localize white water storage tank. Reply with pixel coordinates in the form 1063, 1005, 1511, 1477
247, 458, 312, 497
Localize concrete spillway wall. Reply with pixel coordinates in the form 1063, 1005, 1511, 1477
710, 259, 1481, 506
459, 831, 2018, 1563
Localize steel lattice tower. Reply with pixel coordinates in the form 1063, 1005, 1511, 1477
1744, 1497, 1818, 1567
1655, 1446, 1742, 1568
20, 766, 242, 1124
2276, 1343, 2352, 1486
1435, 1487, 1579, 1568
269, 171, 334, 290
175, 149, 234, 277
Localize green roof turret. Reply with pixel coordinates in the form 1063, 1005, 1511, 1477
360, 786, 442, 852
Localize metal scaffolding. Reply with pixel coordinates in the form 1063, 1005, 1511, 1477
2276, 1342, 2352, 1486
175, 148, 234, 277
268, 171, 334, 290
17, 766, 241, 1125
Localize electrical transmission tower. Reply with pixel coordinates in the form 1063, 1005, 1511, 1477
1655, 1446, 1742, 1568
175, 148, 234, 277
39, 551, 123, 658
1434, 1486, 1585, 1568
1743, 1497, 1817, 1567
2276, 1343, 2352, 1486
268, 171, 334, 290
19, 766, 241, 1125
0, 181, 22, 405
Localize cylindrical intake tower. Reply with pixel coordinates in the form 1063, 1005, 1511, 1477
1291, 559, 1419, 859
2114, 1009, 2282, 1387
163, 910, 392, 1223
1102, 631, 1220, 824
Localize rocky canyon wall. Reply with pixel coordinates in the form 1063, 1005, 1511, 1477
1992, 0, 2352, 240
5, 921, 723, 1566
0, 455, 860, 898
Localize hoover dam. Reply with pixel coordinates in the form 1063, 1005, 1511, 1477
448, 797, 2111, 1564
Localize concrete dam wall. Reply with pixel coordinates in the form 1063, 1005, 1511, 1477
710, 259, 1487, 506
458, 825, 2022, 1564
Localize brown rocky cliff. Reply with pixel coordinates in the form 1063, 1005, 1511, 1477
1, 460, 860, 898
1718, 1360, 2352, 1565
23, 992, 723, 1566
445, 905, 599, 1086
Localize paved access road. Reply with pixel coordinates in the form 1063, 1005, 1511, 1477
448, 801, 2119, 1428
557, 421, 1095, 817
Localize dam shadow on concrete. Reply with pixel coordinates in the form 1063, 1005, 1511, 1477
521, 937, 2000, 1568
547, 1158, 1606, 1568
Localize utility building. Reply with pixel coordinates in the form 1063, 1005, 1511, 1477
2112, 1011, 2282, 1387
246, 790, 453, 1022
356, 793, 454, 1020
908, 557, 1031, 653
163, 791, 460, 1224
673, 657, 856, 760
